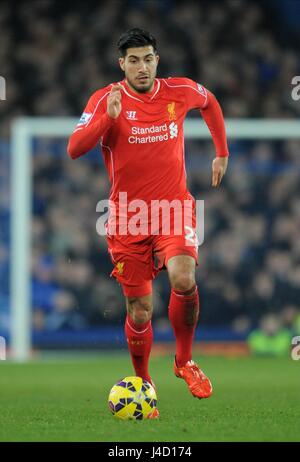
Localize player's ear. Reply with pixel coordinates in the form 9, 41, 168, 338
155, 54, 160, 65
119, 57, 125, 72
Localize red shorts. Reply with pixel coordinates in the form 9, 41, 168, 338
106, 192, 199, 297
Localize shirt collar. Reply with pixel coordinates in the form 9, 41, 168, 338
121, 78, 160, 102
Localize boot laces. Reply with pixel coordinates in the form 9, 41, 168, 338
185, 361, 205, 382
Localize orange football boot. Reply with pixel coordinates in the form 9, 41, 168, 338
174, 359, 213, 399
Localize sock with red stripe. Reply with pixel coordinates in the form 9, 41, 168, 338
125, 314, 153, 383
168, 285, 200, 367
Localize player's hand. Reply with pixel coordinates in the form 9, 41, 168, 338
212, 157, 228, 187
107, 85, 122, 119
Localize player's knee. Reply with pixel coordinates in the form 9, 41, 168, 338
171, 273, 195, 292
127, 297, 153, 324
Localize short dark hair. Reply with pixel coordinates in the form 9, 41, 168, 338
117, 28, 158, 57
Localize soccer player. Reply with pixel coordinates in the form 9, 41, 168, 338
68, 28, 229, 417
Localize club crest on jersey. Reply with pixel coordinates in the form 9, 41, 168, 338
116, 262, 125, 274
77, 112, 92, 126
167, 102, 177, 121
126, 111, 138, 120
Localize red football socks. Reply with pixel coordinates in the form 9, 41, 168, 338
168, 285, 200, 367
125, 314, 153, 383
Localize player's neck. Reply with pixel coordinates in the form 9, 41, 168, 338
125, 78, 155, 95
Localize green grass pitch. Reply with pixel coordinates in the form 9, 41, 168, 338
0, 354, 299, 442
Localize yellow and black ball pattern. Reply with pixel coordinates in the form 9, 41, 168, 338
108, 376, 157, 420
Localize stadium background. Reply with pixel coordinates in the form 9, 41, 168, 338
0, 0, 300, 353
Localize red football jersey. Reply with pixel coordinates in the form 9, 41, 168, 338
68, 77, 228, 225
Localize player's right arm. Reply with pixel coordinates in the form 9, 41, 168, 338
67, 85, 122, 159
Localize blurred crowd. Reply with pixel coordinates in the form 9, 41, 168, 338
24, 137, 300, 338
0, 0, 300, 339
0, 0, 300, 138
1, 137, 300, 339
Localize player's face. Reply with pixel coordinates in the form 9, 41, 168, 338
119, 46, 159, 94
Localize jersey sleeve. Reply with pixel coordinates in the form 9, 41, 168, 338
177, 77, 209, 111
200, 90, 229, 157
67, 87, 116, 159
75, 89, 107, 128
177, 77, 229, 157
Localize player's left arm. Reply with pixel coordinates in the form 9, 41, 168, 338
200, 90, 229, 187
181, 78, 229, 188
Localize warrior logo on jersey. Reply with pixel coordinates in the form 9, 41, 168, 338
77, 112, 92, 126
126, 111, 138, 120
167, 102, 177, 121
